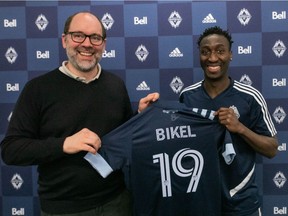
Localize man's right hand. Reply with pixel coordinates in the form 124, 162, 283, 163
63, 128, 101, 154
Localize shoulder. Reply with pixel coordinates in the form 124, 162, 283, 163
232, 80, 262, 95
180, 80, 203, 96
101, 69, 124, 82
232, 80, 266, 103
27, 68, 61, 84
24, 68, 61, 89
181, 80, 203, 94
179, 80, 203, 102
100, 69, 127, 90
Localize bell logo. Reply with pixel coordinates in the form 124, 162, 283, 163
273, 207, 287, 214
102, 50, 115, 58
134, 16, 148, 25
238, 46, 252, 54
272, 11, 286, 20
12, 208, 25, 215
6, 83, 19, 92
272, 78, 286, 87
4, 19, 17, 27
278, 143, 286, 151
36, 51, 50, 59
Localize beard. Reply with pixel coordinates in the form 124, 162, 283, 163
66, 47, 102, 73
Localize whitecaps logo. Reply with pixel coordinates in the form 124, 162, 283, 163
11, 173, 24, 190
273, 171, 286, 188
237, 8, 252, 26
273, 106, 286, 124
5, 47, 18, 64
168, 11, 182, 28
170, 76, 184, 94
101, 13, 114, 30
239, 74, 253, 86
35, 14, 49, 31
272, 40, 286, 58
135, 44, 149, 62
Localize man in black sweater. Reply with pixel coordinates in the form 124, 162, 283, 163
1, 11, 158, 216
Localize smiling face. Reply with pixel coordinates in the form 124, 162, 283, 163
62, 12, 106, 74
199, 34, 232, 81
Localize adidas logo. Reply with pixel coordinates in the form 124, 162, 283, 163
136, 81, 150, 91
169, 48, 183, 57
202, 13, 217, 23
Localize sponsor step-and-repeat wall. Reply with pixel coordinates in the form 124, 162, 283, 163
0, 1, 287, 215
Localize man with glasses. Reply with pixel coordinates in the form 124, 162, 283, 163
1, 11, 158, 216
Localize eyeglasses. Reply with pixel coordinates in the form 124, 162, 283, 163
67, 32, 105, 46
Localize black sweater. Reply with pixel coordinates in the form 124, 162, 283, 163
1, 68, 133, 214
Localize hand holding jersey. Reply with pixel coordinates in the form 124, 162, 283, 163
85, 100, 236, 216
64, 128, 102, 154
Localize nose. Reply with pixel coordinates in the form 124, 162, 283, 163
81, 36, 93, 46
208, 51, 219, 62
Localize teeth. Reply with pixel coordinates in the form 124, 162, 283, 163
79, 52, 92, 56
207, 65, 220, 72
208, 66, 220, 69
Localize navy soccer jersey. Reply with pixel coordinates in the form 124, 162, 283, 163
86, 100, 233, 216
180, 79, 277, 216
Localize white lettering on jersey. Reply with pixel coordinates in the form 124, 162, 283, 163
155, 125, 196, 141
153, 148, 204, 197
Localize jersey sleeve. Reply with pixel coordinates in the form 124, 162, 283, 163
221, 130, 236, 165
84, 152, 114, 178
250, 97, 277, 137
84, 107, 150, 178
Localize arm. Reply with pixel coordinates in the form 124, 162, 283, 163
0, 82, 62, 165
215, 107, 278, 158
1, 124, 102, 166
1, 80, 101, 166
63, 128, 101, 155
2, 126, 101, 166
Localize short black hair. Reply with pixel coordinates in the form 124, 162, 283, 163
197, 26, 233, 50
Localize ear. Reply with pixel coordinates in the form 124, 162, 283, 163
61, 34, 67, 49
229, 51, 233, 61
101, 39, 107, 51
